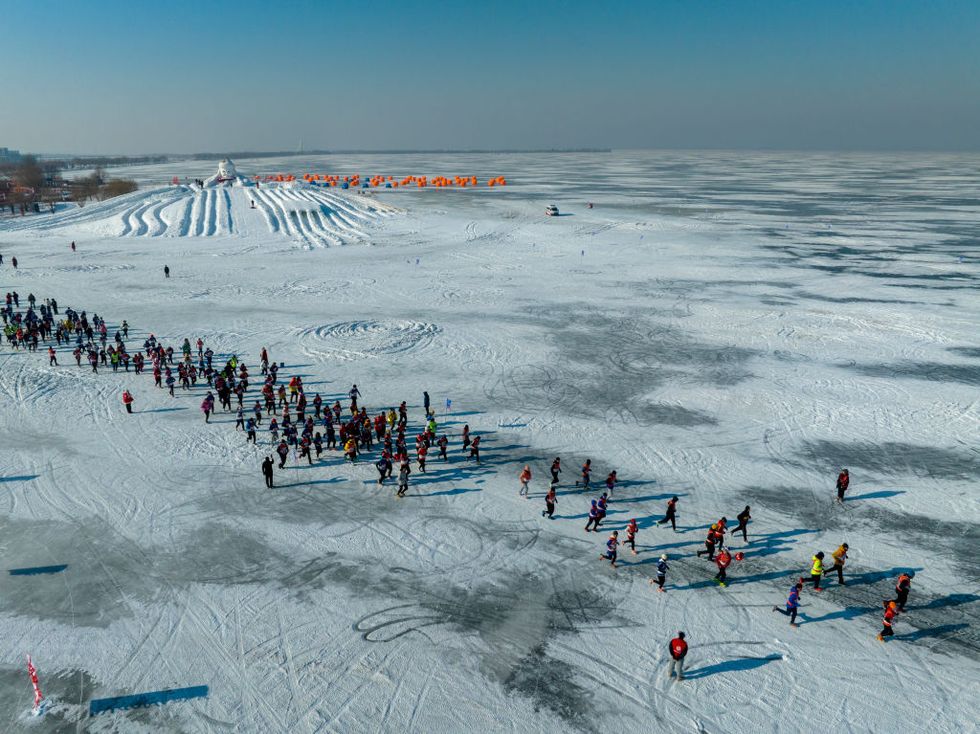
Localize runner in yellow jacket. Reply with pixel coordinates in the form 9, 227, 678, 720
810, 552, 825, 591
827, 543, 849, 585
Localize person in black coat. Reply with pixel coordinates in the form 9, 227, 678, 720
261, 456, 274, 488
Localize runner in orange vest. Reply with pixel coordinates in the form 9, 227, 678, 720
893, 572, 914, 611
622, 519, 638, 555
877, 601, 900, 641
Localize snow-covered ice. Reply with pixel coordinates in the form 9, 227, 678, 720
0, 151, 977, 732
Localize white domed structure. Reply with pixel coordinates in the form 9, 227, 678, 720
217, 159, 237, 182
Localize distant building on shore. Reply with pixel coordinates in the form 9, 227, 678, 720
0, 147, 23, 163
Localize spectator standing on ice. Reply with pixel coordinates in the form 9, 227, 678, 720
519, 465, 531, 497
550, 457, 562, 485
164, 265, 170, 278
423, 391, 431, 416
836, 469, 850, 503
667, 632, 687, 681
261, 456, 274, 488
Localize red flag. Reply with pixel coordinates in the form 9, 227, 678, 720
27, 655, 43, 712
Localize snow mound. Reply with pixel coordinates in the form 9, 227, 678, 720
297, 320, 441, 362
0, 183, 400, 247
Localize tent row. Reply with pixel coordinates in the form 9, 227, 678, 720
250, 174, 508, 189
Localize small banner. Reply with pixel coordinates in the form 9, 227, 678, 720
27, 655, 43, 713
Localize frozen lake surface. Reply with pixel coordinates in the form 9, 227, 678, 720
0, 151, 977, 732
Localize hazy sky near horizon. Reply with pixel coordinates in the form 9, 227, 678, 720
2, 0, 978, 154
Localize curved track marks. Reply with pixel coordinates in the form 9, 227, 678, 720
0, 183, 396, 246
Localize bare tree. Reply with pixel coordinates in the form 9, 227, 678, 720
75, 170, 102, 203
99, 179, 138, 200
14, 155, 45, 190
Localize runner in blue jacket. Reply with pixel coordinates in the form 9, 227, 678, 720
773, 582, 803, 626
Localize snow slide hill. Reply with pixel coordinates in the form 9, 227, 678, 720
0, 184, 400, 248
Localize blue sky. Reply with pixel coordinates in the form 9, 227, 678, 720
1, 0, 978, 153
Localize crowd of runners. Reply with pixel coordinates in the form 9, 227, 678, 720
1, 280, 921, 681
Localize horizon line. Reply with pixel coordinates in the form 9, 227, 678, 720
13, 146, 980, 160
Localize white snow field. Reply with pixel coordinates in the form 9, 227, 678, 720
0, 151, 977, 733
0, 181, 399, 249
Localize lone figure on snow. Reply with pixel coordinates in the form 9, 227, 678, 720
261, 456, 274, 488
667, 631, 688, 681
836, 469, 849, 503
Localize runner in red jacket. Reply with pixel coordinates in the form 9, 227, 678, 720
836, 469, 850, 503
715, 548, 732, 586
